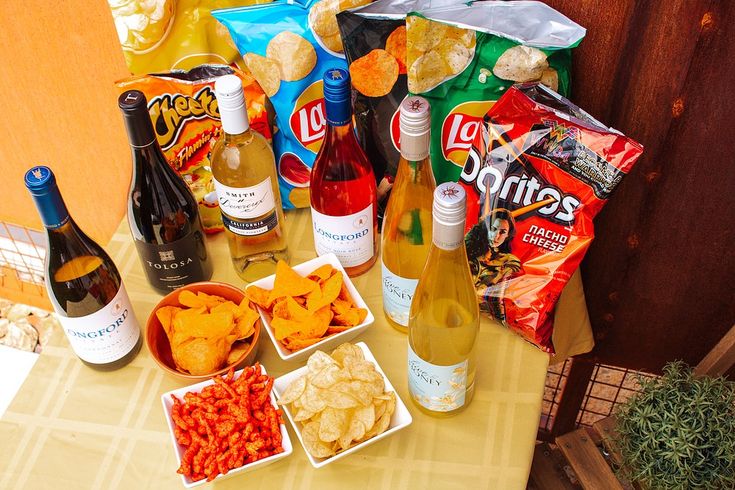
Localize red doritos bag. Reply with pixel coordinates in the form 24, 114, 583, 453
461, 83, 643, 353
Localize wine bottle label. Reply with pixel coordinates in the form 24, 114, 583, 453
222, 211, 278, 236
134, 232, 209, 292
57, 286, 141, 364
408, 344, 468, 412
311, 204, 374, 267
381, 261, 418, 327
213, 177, 276, 219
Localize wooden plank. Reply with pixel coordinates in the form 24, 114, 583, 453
694, 324, 735, 376
591, 417, 623, 466
556, 429, 624, 490
550, 358, 595, 436
528, 443, 580, 490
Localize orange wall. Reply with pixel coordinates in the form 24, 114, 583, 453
0, 1, 131, 244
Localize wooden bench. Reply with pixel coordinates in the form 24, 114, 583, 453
529, 323, 735, 489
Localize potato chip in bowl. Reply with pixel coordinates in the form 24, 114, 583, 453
246, 254, 374, 362
273, 342, 412, 467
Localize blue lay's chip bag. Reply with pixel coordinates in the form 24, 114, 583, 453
213, 0, 372, 208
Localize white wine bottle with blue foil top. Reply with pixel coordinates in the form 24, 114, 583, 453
25, 166, 142, 371
407, 182, 480, 416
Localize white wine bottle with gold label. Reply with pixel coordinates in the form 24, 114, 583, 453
381, 96, 435, 333
407, 183, 480, 416
211, 74, 289, 282
25, 166, 142, 371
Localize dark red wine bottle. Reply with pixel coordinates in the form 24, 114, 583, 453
118, 90, 213, 294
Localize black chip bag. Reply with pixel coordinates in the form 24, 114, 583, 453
338, 0, 465, 222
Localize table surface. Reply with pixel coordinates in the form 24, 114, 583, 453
0, 208, 554, 490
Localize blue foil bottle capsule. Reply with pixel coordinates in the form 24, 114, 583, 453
323, 68, 352, 127
24, 166, 70, 229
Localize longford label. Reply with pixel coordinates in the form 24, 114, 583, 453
58, 286, 140, 364
290, 81, 326, 153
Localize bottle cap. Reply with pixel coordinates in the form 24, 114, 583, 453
214, 75, 246, 110
24, 165, 54, 195
24, 165, 69, 228
323, 68, 351, 126
432, 183, 466, 250
118, 90, 148, 113
399, 96, 431, 160
117, 90, 156, 147
214, 75, 249, 134
399, 96, 431, 137
433, 182, 466, 225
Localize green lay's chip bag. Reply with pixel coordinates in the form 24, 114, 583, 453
213, 0, 372, 209
405, 1, 586, 185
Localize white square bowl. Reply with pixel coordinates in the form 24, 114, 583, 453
161, 365, 293, 487
246, 253, 375, 363
273, 341, 412, 468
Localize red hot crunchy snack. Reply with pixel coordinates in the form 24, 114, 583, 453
170, 364, 284, 482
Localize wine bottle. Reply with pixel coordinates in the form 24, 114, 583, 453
118, 90, 213, 294
24, 166, 142, 371
210, 74, 289, 282
310, 68, 378, 277
381, 96, 435, 332
407, 183, 480, 416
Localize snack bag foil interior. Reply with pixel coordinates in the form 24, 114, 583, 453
108, 0, 271, 74
116, 65, 271, 233
461, 83, 643, 353
214, 0, 373, 209
405, 0, 586, 185
337, 0, 465, 223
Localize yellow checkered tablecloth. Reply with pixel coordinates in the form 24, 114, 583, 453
0, 208, 554, 489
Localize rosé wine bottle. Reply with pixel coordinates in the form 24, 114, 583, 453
309, 68, 378, 277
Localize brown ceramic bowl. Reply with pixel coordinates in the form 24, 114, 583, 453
146, 281, 261, 380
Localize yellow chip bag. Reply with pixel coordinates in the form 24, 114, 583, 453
107, 0, 271, 74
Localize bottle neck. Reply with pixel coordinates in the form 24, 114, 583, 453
325, 95, 352, 128
30, 182, 70, 229
432, 217, 466, 251
325, 121, 356, 140
121, 106, 157, 148
400, 131, 430, 162
219, 101, 250, 136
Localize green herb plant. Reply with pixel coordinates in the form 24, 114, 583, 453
613, 361, 735, 490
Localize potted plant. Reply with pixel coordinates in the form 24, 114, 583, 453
613, 361, 735, 490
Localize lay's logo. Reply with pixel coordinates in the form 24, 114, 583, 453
441, 100, 496, 166
290, 80, 326, 153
